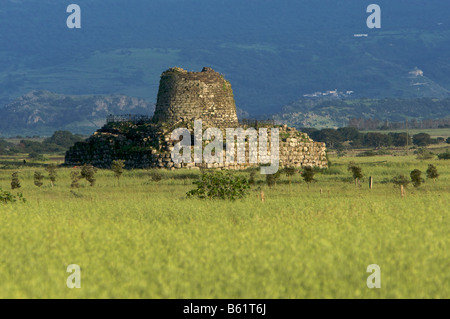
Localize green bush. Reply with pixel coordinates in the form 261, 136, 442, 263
248, 170, 257, 185
29, 152, 47, 161
415, 148, 434, 160
410, 169, 424, 188
301, 166, 316, 188
437, 151, 450, 160
111, 160, 126, 186
265, 170, 281, 188
347, 162, 363, 186
11, 171, 21, 190
33, 171, 44, 188
70, 169, 81, 189
392, 174, 410, 188
150, 171, 163, 182
426, 164, 439, 181
0, 188, 26, 204
283, 167, 297, 185
81, 164, 97, 186
187, 171, 250, 200
376, 149, 392, 155
45, 164, 58, 187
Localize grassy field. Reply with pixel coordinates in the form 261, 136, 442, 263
0, 154, 449, 299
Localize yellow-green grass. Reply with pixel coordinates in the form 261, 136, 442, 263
0, 155, 449, 298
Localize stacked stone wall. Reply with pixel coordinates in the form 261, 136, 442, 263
65, 123, 327, 170
65, 66, 328, 170
152, 67, 239, 129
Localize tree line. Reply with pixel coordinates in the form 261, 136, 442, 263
301, 127, 450, 149
348, 117, 450, 131
0, 131, 85, 157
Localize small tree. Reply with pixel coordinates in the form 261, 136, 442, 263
111, 160, 126, 186
81, 164, 97, 186
413, 133, 432, 146
33, 171, 44, 188
284, 167, 297, 186
70, 169, 81, 189
248, 170, 257, 186
348, 162, 363, 187
265, 171, 280, 188
393, 174, 410, 188
301, 166, 315, 189
410, 169, 424, 188
11, 171, 21, 190
426, 164, 439, 182
45, 163, 58, 188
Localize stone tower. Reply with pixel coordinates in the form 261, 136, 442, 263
152, 67, 239, 128
65, 66, 328, 170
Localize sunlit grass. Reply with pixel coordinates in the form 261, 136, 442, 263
0, 155, 448, 298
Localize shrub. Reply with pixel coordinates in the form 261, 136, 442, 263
336, 150, 346, 158
33, 171, 44, 188
0, 188, 26, 204
413, 133, 432, 146
348, 162, 363, 186
376, 149, 392, 155
11, 171, 21, 190
45, 163, 58, 187
426, 164, 439, 181
437, 151, 450, 160
265, 170, 281, 188
111, 160, 126, 186
283, 167, 297, 185
301, 166, 316, 188
70, 169, 81, 188
415, 148, 434, 160
392, 175, 410, 188
187, 171, 250, 200
29, 151, 47, 161
81, 164, 97, 186
150, 171, 163, 182
410, 169, 424, 188
248, 170, 257, 185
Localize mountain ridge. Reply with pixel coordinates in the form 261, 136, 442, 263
273, 97, 450, 129
0, 91, 155, 137
1, 0, 450, 115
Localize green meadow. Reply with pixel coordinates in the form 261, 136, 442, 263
0, 154, 449, 298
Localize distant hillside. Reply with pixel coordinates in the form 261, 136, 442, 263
1, 0, 450, 115
0, 91, 154, 137
273, 97, 450, 129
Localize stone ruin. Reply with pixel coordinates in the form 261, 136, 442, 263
153, 67, 239, 129
65, 67, 328, 170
